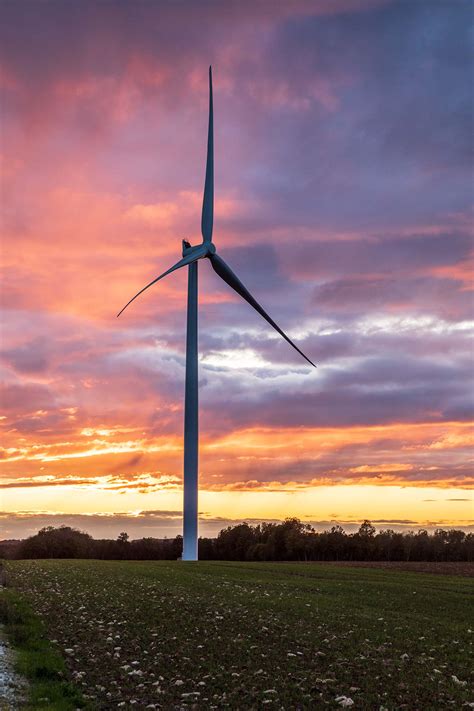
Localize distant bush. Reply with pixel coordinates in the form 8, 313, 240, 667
15, 526, 182, 561
17, 526, 93, 559
9, 519, 473, 562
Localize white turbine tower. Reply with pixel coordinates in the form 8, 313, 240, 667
118, 67, 315, 561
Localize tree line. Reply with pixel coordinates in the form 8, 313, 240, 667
1, 518, 472, 562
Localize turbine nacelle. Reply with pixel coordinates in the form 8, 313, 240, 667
182, 239, 216, 258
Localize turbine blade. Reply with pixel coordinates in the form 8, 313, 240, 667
201, 66, 214, 242
209, 253, 316, 367
117, 251, 201, 317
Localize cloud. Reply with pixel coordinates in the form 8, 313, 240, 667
1, 507, 472, 542
0, 382, 57, 413
255, 1, 473, 228
0, 0, 472, 524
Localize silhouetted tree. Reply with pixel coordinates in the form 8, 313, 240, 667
11, 521, 473, 562
215, 523, 253, 560
17, 526, 93, 559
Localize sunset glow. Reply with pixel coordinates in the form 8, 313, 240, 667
1, 0, 472, 539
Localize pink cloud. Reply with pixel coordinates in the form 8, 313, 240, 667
0, 0, 472, 518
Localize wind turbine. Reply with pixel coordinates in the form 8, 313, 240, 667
118, 67, 315, 561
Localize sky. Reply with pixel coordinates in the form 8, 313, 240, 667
1, 0, 473, 540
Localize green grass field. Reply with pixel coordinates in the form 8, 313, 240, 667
2, 560, 473, 709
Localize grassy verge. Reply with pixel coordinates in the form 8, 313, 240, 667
0, 585, 88, 710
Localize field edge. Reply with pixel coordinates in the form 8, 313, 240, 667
0, 582, 88, 710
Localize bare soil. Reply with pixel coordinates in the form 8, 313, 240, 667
324, 560, 474, 576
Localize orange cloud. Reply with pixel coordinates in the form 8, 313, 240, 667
2, 421, 472, 495
1, 0, 472, 534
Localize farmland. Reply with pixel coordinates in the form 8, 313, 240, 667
2, 560, 473, 709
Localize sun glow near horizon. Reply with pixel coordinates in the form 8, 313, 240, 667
1, 482, 472, 541
1, 416, 473, 538
1, 0, 473, 540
